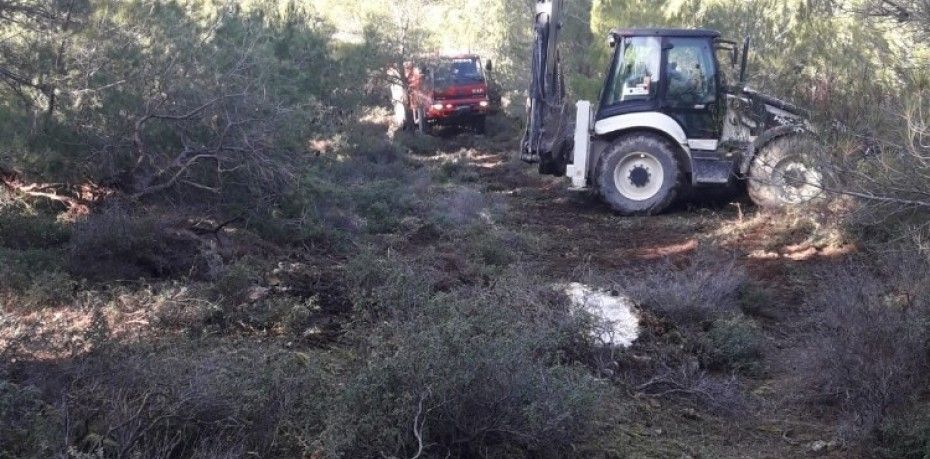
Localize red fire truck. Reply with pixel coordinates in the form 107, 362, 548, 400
392, 54, 493, 135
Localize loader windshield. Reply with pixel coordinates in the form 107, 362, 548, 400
605, 36, 661, 105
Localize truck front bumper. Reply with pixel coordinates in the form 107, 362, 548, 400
427, 99, 490, 123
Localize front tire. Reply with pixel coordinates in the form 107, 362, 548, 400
747, 134, 824, 209
596, 134, 683, 215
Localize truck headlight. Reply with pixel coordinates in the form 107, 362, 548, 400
479, 100, 489, 107
431, 103, 445, 111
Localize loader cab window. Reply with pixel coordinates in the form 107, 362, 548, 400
664, 38, 717, 107
605, 36, 661, 105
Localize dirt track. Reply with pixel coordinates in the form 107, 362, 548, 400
435, 129, 856, 457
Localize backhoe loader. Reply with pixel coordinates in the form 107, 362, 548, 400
523, 0, 824, 215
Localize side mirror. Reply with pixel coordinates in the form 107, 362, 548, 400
607, 33, 618, 48
485, 60, 493, 72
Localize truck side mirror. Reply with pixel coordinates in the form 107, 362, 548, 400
485, 60, 493, 72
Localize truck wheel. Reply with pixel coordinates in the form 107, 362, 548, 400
415, 107, 432, 135
747, 134, 824, 209
596, 134, 683, 215
394, 102, 412, 130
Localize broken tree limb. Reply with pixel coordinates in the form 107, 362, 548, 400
130, 153, 219, 200
0, 165, 89, 214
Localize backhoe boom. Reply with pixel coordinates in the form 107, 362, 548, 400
522, 0, 572, 174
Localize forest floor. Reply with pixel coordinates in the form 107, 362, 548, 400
413, 122, 856, 458
1, 114, 862, 457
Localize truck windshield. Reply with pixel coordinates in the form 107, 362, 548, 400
434, 58, 484, 85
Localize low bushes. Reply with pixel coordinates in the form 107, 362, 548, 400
619, 250, 748, 327
6, 342, 332, 458
702, 317, 763, 373
67, 206, 199, 281
246, 141, 433, 247
608, 250, 758, 415
875, 407, 930, 459
0, 248, 74, 310
799, 251, 930, 442
4, 268, 616, 458
0, 209, 70, 250
324, 271, 614, 457
0, 379, 60, 458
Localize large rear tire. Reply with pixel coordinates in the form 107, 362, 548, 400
596, 134, 684, 215
747, 134, 824, 209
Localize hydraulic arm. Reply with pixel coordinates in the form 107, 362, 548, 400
522, 0, 572, 174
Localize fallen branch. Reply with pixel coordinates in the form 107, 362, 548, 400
410, 389, 430, 459
0, 165, 89, 214
130, 153, 219, 200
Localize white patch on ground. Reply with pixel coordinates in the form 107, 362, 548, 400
564, 283, 640, 348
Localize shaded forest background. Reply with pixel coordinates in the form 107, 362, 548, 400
3, 0, 929, 216
2, 0, 930, 458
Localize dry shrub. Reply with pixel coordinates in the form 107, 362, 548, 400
143, 285, 220, 331
0, 208, 70, 250
702, 316, 764, 374
634, 362, 749, 416
0, 379, 60, 458
0, 248, 74, 310
619, 250, 748, 326
430, 187, 497, 227
800, 250, 930, 442
738, 281, 784, 320
250, 142, 433, 246
68, 206, 199, 281
344, 249, 436, 321
394, 130, 445, 155
345, 223, 525, 321
6, 271, 77, 310
149, 273, 324, 338
0, 187, 13, 208
874, 406, 930, 459
324, 270, 612, 457
210, 261, 261, 306
8, 342, 331, 458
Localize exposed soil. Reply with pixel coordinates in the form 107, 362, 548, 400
426, 127, 856, 458
0, 121, 860, 457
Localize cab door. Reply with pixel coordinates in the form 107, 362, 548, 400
660, 37, 725, 150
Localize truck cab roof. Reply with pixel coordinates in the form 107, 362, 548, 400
609, 28, 721, 39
